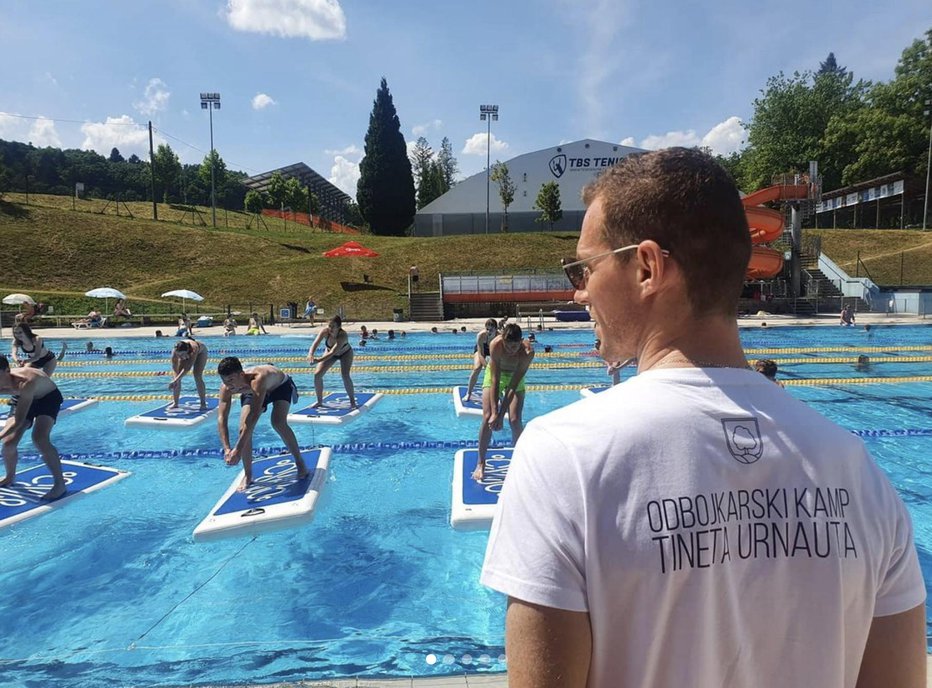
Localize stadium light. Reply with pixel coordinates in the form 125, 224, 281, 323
924, 99, 931, 231
200, 92, 221, 228
480, 104, 499, 234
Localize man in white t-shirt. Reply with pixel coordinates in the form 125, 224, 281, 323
480, 148, 926, 688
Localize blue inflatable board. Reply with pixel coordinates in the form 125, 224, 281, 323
451, 448, 513, 531
288, 391, 382, 425
580, 385, 611, 398
193, 448, 331, 542
0, 460, 130, 529
124, 396, 219, 428
0, 397, 97, 421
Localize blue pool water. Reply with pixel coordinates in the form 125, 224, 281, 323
1, 324, 930, 687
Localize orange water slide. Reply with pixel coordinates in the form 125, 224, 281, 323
745, 206, 784, 244
747, 246, 785, 280
741, 183, 809, 207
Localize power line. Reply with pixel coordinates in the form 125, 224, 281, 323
0, 111, 141, 125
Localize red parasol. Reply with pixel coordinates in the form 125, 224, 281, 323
322, 241, 379, 258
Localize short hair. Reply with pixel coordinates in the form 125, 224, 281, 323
754, 359, 778, 380
582, 147, 750, 316
217, 356, 243, 376
485, 319, 498, 329
0, 354, 8, 372
503, 323, 523, 342
175, 341, 191, 352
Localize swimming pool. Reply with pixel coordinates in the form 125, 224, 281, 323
1, 324, 930, 687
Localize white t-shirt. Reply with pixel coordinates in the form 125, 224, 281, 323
481, 367, 925, 688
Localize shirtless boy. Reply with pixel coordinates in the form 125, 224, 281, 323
464, 319, 498, 402
216, 357, 307, 490
0, 355, 67, 500
474, 323, 534, 481
169, 339, 209, 410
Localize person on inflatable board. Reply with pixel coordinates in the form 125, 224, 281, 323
169, 339, 210, 411
0, 356, 67, 500
480, 147, 926, 688
464, 319, 499, 403
840, 304, 856, 326
11, 316, 67, 376
474, 323, 534, 482
245, 312, 267, 336
216, 357, 306, 491
307, 316, 357, 410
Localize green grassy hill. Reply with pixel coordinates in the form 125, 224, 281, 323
2, 194, 929, 321
0, 194, 580, 320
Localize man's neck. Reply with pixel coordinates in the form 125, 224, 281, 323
637, 313, 746, 373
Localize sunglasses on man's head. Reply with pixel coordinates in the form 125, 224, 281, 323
561, 245, 671, 290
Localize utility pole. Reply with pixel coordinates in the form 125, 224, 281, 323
479, 104, 499, 234
200, 92, 221, 227
148, 120, 157, 220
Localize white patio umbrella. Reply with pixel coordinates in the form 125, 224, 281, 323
1, 293, 37, 337
85, 287, 126, 315
2, 293, 36, 306
161, 289, 204, 312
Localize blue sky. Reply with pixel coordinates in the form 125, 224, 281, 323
0, 0, 928, 197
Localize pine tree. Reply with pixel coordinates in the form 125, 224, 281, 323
109, 147, 125, 163
437, 136, 458, 192
356, 78, 416, 235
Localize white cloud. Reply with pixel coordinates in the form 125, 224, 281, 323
626, 116, 746, 156
412, 119, 442, 137
640, 129, 702, 150
28, 116, 61, 148
324, 144, 360, 156
225, 0, 346, 41
80, 115, 155, 159
252, 92, 277, 110
462, 132, 509, 156
329, 155, 359, 197
42, 72, 59, 87
700, 116, 745, 156
619, 136, 636, 147
0, 111, 24, 139
575, 0, 628, 138
133, 78, 171, 116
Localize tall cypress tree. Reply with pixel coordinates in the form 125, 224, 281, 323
356, 78, 416, 236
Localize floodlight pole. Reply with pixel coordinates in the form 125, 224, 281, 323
923, 99, 931, 231
200, 92, 221, 228
480, 104, 499, 234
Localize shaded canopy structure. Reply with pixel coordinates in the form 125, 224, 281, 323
243, 162, 353, 225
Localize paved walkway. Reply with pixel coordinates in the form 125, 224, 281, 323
11, 312, 926, 342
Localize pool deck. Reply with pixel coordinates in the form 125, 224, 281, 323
16, 311, 926, 342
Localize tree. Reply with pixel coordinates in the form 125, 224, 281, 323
356, 77, 416, 236
740, 67, 867, 190
490, 161, 516, 232
151, 143, 181, 203
534, 181, 563, 230
437, 136, 458, 192
127, 154, 142, 164
308, 190, 321, 216
109, 147, 125, 163
244, 189, 265, 214
818, 52, 846, 77
410, 136, 435, 209
199, 150, 229, 205
284, 176, 308, 211
267, 172, 288, 209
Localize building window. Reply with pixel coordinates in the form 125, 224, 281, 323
522, 173, 527, 183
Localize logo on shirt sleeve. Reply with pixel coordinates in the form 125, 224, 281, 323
721, 417, 763, 464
